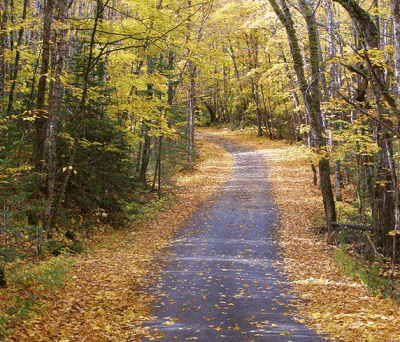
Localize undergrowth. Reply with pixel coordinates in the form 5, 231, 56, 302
0, 191, 174, 340
0, 255, 72, 338
312, 197, 394, 297
333, 244, 389, 297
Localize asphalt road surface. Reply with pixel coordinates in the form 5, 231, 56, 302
142, 133, 328, 341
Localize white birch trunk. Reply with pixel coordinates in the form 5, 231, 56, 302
392, 0, 400, 99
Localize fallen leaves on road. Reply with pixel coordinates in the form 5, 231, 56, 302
5, 139, 233, 342
7, 128, 400, 342
208, 128, 400, 342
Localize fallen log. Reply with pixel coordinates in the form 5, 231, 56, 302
331, 222, 373, 231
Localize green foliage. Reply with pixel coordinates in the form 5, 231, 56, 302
335, 201, 371, 225
0, 255, 72, 337
124, 192, 174, 225
8, 255, 72, 291
334, 243, 389, 296
0, 247, 25, 263
43, 239, 63, 256
70, 239, 84, 254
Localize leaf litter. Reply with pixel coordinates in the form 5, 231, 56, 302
5, 139, 233, 342
210, 128, 400, 342
6, 127, 400, 342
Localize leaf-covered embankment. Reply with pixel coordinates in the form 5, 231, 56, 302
4, 138, 233, 342
212, 128, 400, 342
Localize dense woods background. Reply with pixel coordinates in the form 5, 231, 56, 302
1, 0, 400, 296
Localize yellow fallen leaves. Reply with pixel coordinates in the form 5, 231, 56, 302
218, 128, 400, 342
6, 138, 233, 342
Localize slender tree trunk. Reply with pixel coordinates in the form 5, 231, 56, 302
6, 0, 29, 116
299, 0, 337, 228
139, 128, 151, 186
30, 0, 55, 226
0, 0, 9, 111
229, 45, 247, 120
140, 135, 151, 185
279, 48, 305, 143
324, 0, 339, 99
44, 0, 69, 232
260, 84, 274, 139
386, 139, 400, 263
136, 140, 142, 175
251, 79, 262, 136
187, 60, 196, 168
246, 31, 262, 136
333, 160, 343, 201
152, 135, 163, 198
392, 0, 400, 99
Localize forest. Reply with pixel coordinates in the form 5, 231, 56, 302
1, 0, 400, 324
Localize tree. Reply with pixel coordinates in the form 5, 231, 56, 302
0, 0, 8, 111
268, 0, 336, 229
44, 0, 70, 231
30, 0, 55, 227
392, 0, 400, 99
333, 0, 399, 256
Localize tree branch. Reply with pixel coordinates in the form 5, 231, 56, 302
336, 91, 399, 137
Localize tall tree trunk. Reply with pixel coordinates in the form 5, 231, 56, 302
187, 59, 196, 168
152, 135, 163, 198
298, 0, 337, 228
246, 31, 262, 136
268, 0, 337, 229
0, 0, 9, 111
185, 0, 198, 169
44, 0, 69, 232
279, 48, 305, 143
139, 129, 151, 186
251, 79, 262, 137
6, 0, 29, 116
392, 0, 400, 100
30, 0, 55, 226
260, 84, 274, 139
324, 0, 339, 99
333, 160, 343, 202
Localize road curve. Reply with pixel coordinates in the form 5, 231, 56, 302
141, 133, 328, 341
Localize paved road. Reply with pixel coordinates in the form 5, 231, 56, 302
142, 133, 328, 341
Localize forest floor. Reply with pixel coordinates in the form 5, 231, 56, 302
4, 128, 400, 342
